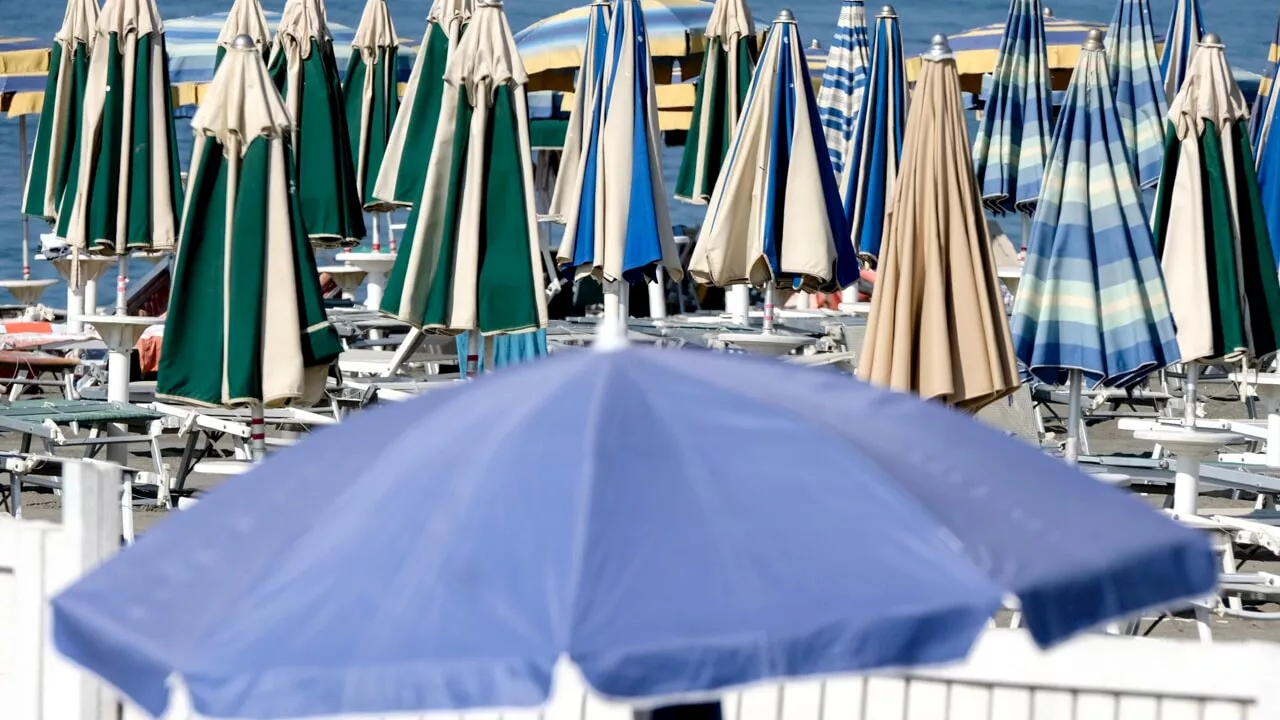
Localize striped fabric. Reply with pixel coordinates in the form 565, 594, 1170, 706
555, 0, 684, 284
1159, 0, 1203, 104
1012, 37, 1179, 390
837, 5, 906, 264
1104, 0, 1167, 189
0, 37, 51, 116
547, 0, 611, 220
816, 0, 870, 183
1251, 13, 1280, 151
971, 0, 1053, 216
688, 13, 850, 291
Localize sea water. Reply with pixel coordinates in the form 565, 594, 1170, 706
0, 0, 1272, 302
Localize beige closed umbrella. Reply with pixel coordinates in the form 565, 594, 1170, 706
858, 34, 1019, 413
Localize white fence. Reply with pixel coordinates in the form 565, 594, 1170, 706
4, 463, 1280, 720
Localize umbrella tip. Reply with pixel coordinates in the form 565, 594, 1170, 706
231, 34, 256, 50
925, 33, 952, 60
1202, 32, 1222, 46
809, 39, 821, 49
775, 8, 795, 23
1082, 28, 1104, 51
1043, 7, 1054, 18
878, 5, 896, 17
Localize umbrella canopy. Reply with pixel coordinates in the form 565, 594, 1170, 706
373, 0, 472, 208
837, 4, 907, 265
1154, 35, 1280, 364
1104, 0, 1166, 189
157, 38, 342, 409
971, 0, 1053, 216
379, 2, 549, 336
213, 0, 271, 69
1159, 0, 1203, 104
546, 0, 610, 221
57, 0, 182, 256
673, 0, 756, 204
859, 36, 1020, 413
22, 0, 97, 224
687, 10, 847, 291
555, 0, 684, 285
815, 0, 870, 184
52, 346, 1216, 719
267, 0, 366, 247
343, 0, 399, 211
1252, 14, 1280, 152
1012, 30, 1180, 390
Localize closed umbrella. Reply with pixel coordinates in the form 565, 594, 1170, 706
52, 346, 1216, 719
816, 0, 870, 184
58, 0, 183, 315
380, 2, 549, 337
859, 35, 1020, 413
1104, 0, 1166, 189
373, 0, 473, 212
546, 0, 610, 221
1011, 29, 1180, 462
673, 0, 755, 204
268, 0, 366, 248
1153, 34, 1280, 378
1251, 13, 1280, 151
214, 0, 271, 69
343, 0, 399, 252
836, 4, 906, 267
555, 0, 684, 328
971, 0, 1053, 221
1159, 0, 1203, 104
687, 9, 848, 330
157, 35, 342, 457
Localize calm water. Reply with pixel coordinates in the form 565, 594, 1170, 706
0, 0, 1273, 301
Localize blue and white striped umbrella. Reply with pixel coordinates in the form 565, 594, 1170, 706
555, 0, 684, 284
1252, 12, 1280, 153
688, 10, 849, 291
1104, 0, 1167, 189
971, 0, 1053, 216
1012, 30, 1179, 390
837, 5, 906, 268
1159, 0, 1203, 103
815, 0, 870, 184
547, 0, 610, 220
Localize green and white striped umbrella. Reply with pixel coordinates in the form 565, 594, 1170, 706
23, 0, 98, 225
674, 0, 756, 204
214, 0, 272, 70
267, 0, 366, 247
57, 0, 183, 257
158, 38, 342, 409
1153, 35, 1280, 364
373, 0, 474, 208
343, 0, 399, 211
380, 1, 549, 336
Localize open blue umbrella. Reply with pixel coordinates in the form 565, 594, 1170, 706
1104, 0, 1166, 189
972, 0, 1053, 219
52, 345, 1215, 719
1011, 28, 1180, 461
836, 4, 906, 266
815, 0, 870, 184
1159, 0, 1204, 103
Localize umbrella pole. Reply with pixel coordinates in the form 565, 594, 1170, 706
1065, 369, 1083, 463
66, 249, 84, 335
1184, 363, 1200, 427
762, 284, 776, 334
465, 331, 480, 378
371, 212, 381, 253
728, 285, 750, 325
648, 270, 666, 319
114, 255, 128, 315
250, 405, 266, 462
18, 116, 30, 280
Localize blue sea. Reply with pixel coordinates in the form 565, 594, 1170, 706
0, 0, 1273, 303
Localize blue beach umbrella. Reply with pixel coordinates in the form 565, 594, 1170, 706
1012, 28, 1180, 407
971, 0, 1053, 217
837, 4, 907, 265
1159, 0, 1204, 103
51, 346, 1216, 719
546, 0, 610, 221
815, 0, 870, 184
1252, 12, 1280, 155
687, 10, 850, 297
1104, 0, 1167, 189
555, 0, 684, 314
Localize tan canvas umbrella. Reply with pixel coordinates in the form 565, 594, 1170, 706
858, 34, 1019, 413
215, 0, 271, 66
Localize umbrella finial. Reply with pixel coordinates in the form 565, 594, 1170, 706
925, 33, 952, 61
775, 9, 795, 23
808, 39, 821, 49
1202, 32, 1222, 47
1043, 7, 1054, 18
879, 5, 896, 17
231, 34, 257, 51
1082, 28, 1104, 51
